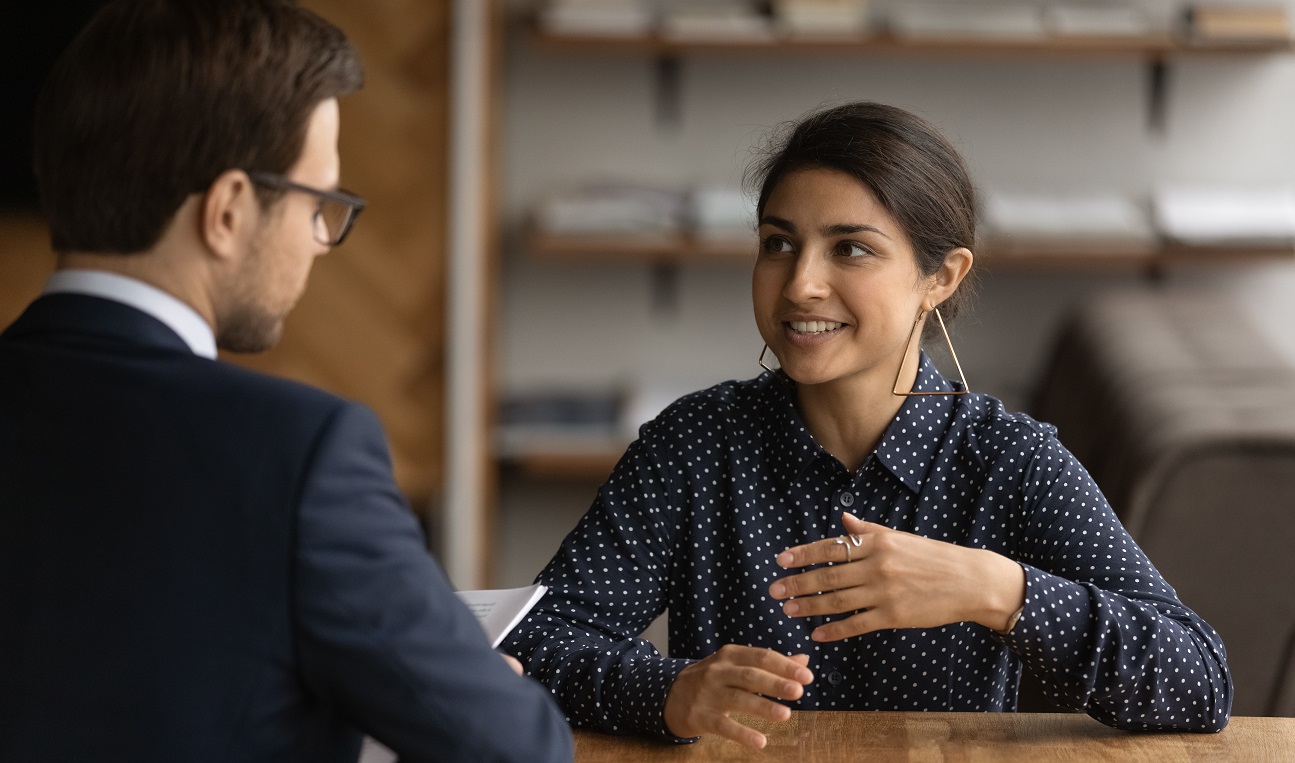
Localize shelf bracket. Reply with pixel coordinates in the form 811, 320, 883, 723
1147, 56, 1170, 136
650, 260, 680, 315
654, 54, 682, 130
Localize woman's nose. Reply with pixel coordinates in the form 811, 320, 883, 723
783, 250, 830, 303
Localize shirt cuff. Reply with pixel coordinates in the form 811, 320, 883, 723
615, 656, 697, 742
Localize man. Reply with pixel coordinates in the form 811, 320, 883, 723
0, 1, 572, 761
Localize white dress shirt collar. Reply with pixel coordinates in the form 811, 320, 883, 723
42, 269, 218, 359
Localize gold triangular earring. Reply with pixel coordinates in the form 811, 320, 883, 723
758, 344, 778, 374
892, 308, 970, 396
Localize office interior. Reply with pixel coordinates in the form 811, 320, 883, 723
2, 0, 1294, 732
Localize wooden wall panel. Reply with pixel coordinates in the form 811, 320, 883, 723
0, 217, 54, 326
229, 0, 450, 503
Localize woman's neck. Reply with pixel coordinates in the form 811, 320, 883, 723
794, 370, 909, 473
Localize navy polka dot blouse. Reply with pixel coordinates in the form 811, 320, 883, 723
504, 355, 1232, 740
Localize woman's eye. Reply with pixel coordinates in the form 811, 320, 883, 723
760, 235, 793, 254
837, 241, 871, 258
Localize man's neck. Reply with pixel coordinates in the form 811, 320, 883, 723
56, 249, 216, 329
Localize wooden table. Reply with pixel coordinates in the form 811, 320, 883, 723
573, 712, 1295, 762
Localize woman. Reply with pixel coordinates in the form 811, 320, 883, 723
504, 102, 1231, 749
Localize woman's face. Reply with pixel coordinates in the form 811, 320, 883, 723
752, 166, 934, 392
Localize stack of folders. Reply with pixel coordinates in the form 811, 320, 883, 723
689, 187, 755, 244
1044, 4, 1150, 37
538, 0, 655, 37
659, 0, 773, 42
772, 0, 873, 37
887, 3, 1047, 40
533, 184, 687, 238
980, 190, 1156, 255
1183, 4, 1292, 43
495, 389, 624, 458
1153, 186, 1295, 247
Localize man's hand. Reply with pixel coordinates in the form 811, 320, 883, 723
663, 645, 813, 749
769, 512, 1025, 641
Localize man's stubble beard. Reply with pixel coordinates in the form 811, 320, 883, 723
215, 233, 289, 354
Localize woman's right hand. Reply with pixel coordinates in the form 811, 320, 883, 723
663, 644, 813, 749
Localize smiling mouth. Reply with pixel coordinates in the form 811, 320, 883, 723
788, 320, 846, 334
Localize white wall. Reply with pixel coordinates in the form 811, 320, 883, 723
497, 14, 1295, 416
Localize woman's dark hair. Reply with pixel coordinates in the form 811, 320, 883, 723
747, 101, 978, 328
33, 0, 364, 254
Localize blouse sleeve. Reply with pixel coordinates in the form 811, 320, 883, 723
999, 434, 1232, 732
501, 435, 696, 740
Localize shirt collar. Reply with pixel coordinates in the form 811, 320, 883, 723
755, 371, 822, 488
757, 353, 959, 494
42, 269, 217, 359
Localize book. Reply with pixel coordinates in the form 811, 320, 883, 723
456, 584, 549, 648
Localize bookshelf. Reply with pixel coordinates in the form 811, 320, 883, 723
533, 28, 1295, 60
489, 8, 1295, 487
528, 227, 1295, 270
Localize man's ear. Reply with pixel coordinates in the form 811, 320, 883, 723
923, 247, 974, 312
200, 169, 258, 261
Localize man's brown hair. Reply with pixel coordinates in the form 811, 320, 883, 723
33, 0, 363, 254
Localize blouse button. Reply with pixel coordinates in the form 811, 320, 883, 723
839, 492, 855, 508
827, 671, 845, 686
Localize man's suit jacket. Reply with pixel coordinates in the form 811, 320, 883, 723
0, 293, 573, 762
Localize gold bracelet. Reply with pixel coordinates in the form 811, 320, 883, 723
1000, 605, 1025, 634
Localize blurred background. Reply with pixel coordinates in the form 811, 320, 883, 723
3, 0, 1295, 718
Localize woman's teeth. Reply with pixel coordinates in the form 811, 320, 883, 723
790, 321, 844, 334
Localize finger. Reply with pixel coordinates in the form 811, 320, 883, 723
779, 586, 871, 619
709, 712, 769, 750
841, 512, 888, 536
775, 536, 853, 570
776, 523, 888, 570
718, 686, 796, 721
770, 559, 859, 600
719, 644, 814, 685
810, 609, 882, 642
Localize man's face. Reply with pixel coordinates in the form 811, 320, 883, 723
217, 98, 340, 353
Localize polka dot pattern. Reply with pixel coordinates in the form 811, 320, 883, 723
503, 355, 1232, 739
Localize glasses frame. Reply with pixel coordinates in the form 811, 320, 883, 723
246, 170, 367, 246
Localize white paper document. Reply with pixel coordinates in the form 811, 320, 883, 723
456, 584, 548, 648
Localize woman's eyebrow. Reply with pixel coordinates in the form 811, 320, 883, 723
824, 223, 890, 239
759, 215, 890, 240
759, 215, 795, 232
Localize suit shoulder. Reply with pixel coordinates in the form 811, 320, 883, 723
196, 359, 365, 426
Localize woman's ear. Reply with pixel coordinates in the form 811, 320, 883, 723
923, 247, 973, 311
200, 169, 258, 262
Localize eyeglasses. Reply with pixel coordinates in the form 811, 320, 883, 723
246, 171, 367, 246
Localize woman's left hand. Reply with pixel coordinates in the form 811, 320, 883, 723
768, 512, 1025, 642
